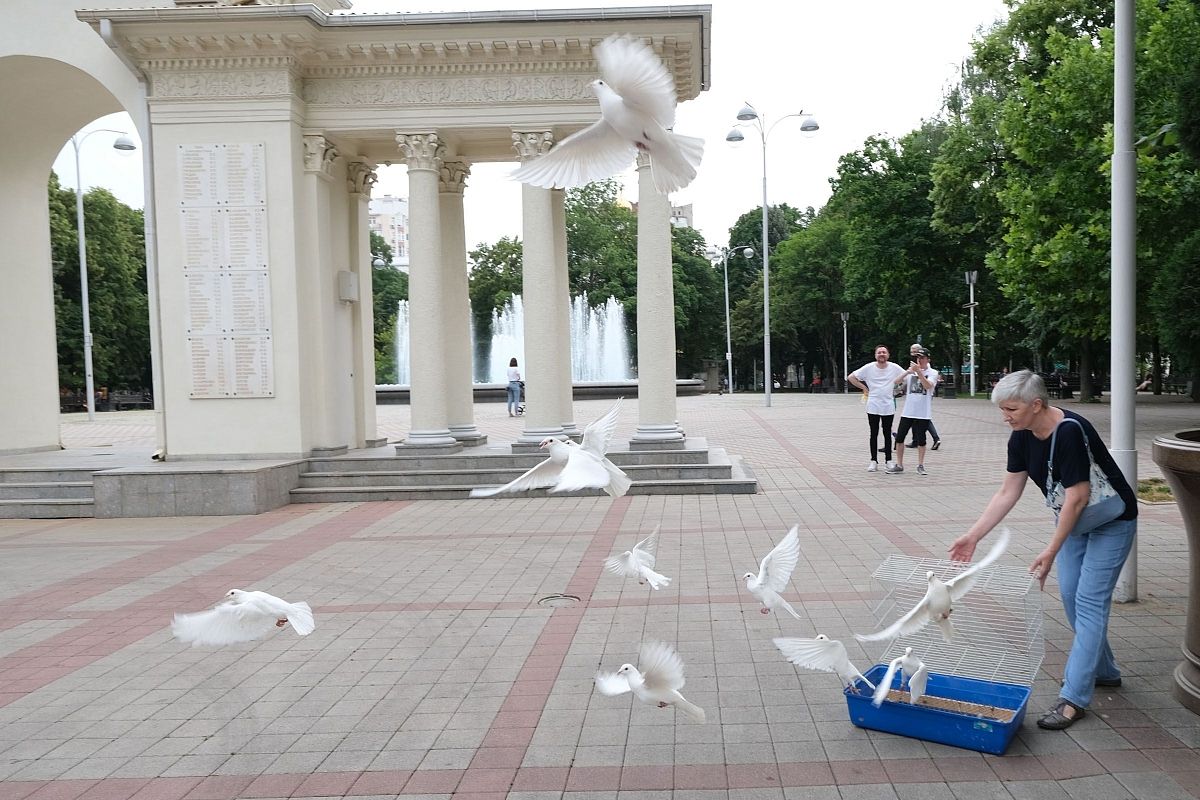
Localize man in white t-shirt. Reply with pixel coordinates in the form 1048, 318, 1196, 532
887, 348, 939, 476
847, 344, 906, 472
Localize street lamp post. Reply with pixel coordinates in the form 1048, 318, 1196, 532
70, 128, 137, 421
727, 103, 818, 407
838, 311, 849, 392
709, 245, 755, 394
964, 270, 978, 396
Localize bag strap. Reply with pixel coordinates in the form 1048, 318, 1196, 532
1046, 416, 1098, 494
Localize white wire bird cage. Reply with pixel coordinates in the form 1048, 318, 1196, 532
868, 554, 1044, 687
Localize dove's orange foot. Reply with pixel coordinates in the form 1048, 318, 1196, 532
759, 608, 770, 615
275, 619, 288, 628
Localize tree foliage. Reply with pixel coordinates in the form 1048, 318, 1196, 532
370, 230, 407, 383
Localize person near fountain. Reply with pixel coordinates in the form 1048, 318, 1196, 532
506, 358, 523, 417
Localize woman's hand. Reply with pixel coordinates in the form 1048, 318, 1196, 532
1030, 546, 1060, 591
948, 533, 978, 563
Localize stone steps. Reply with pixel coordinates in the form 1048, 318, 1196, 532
291, 442, 757, 502
0, 469, 96, 518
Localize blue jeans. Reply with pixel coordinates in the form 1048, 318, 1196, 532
1055, 516, 1136, 708
506, 381, 521, 414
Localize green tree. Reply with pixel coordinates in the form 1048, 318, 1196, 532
565, 179, 638, 305
370, 231, 407, 383
467, 236, 524, 324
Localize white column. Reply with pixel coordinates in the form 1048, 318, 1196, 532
440, 160, 486, 445
632, 153, 683, 445
347, 159, 384, 448
513, 131, 567, 443
551, 188, 578, 434
397, 132, 457, 449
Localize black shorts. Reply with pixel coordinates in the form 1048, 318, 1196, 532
895, 418, 930, 447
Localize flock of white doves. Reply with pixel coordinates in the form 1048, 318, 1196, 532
171, 398, 1012, 724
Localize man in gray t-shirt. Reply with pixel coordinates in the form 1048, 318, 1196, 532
887, 349, 939, 476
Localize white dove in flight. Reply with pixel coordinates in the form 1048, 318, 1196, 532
856, 527, 1012, 644
511, 34, 704, 196
604, 526, 670, 590
743, 525, 802, 617
594, 641, 705, 722
171, 589, 315, 647
470, 399, 630, 498
774, 634, 875, 694
872, 646, 929, 708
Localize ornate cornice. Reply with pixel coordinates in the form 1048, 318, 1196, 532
396, 133, 445, 172
346, 159, 378, 195
302, 134, 339, 175
439, 161, 470, 194
305, 74, 592, 106
150, 67, 300, 99
511, 131, 554, 163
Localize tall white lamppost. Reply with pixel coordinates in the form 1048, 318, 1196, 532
964, 270, 978, 396
70, 128, 137, 421
838, 311, 849, 392
708, 245, 756, 394
726, 103, 818, 407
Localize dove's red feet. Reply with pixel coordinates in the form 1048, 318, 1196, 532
275, 619, 288, 628
658, 701, 669, 708
760, 608, 770, 615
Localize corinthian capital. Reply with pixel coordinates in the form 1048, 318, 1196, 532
511, 130, 555, 162
396, 132, 445, 172
346, 159, 378, 195
303, 134, 339, 175
439, 160, 470, 194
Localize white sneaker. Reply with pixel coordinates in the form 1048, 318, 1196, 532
867, 461, 878, 472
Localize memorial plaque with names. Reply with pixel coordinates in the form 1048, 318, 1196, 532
220, 143, 266, 206
188, 336, 227, 397
185, 272, 223, 335
226, 272, 271, 334
230, 335, 274, 396
180, 208, 223, 270
224, 208, 268, 270
178, 145, 221, 208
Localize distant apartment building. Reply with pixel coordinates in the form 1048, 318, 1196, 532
368, 194, 409, 270
669, 203, 693, 229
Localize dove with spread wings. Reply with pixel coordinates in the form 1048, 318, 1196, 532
470, 399, 630, 498
774, 634, 875, 694
871, 646, 929, 708
511, 34, 704, 196
594, 641, 705, 722
743, 525, 803, 618
604, 526, 670, 590
171, 589, 314, 647
856, 527, 1012, 644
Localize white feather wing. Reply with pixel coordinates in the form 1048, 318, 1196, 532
756, 526, 800, 593
604, 551, 640, 579
855, 591, 932, 643
632, 527, 659, 567
510, 121, 636, 190
171, 604, 278, 647
946, 526, 1011, 600
551, 448, 612, 493
470, 456, 565, 498
594, 34, 677, 128
872, 659, 902, 707
581, 399, 622, 457
773, 636, 848, 673
595, 670, 632, 696
638, 641, 686, 693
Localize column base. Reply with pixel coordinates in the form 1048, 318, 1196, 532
363, 437, 389, 448
512, 433, 581, 452
518, 424, 566, 445
449, 424, 488, 447
562, 421, 580, 435
630, 424, 685, 447
310, 444, 349, 457
1173, 656, 1200, 715
398, 429, 462, 453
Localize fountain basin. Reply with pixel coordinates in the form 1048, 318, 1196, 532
376, 379, 705, 405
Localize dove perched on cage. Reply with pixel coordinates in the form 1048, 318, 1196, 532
511, 34, 704, 196
871, 646, 929, 707
471, 399, 630, 497
171, 589, 315, 647
743, 525, 803, 617
594, 641, 705, 722
774, 634, 875, 694
856, 526, 1012, 644
604, 526, 670, 590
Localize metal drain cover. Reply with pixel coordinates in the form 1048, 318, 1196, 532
537, 594, 580, 607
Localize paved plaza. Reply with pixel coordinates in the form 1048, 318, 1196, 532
1, 392, 1198, 800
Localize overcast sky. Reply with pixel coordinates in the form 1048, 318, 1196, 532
55, 0, 1009, 252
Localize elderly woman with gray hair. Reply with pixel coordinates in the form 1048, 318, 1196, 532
949, 370, 1137, 730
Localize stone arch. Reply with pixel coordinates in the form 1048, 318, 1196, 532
0, 55, 132, 453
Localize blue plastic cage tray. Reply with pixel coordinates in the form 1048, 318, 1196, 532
845, 663, 1031, 755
